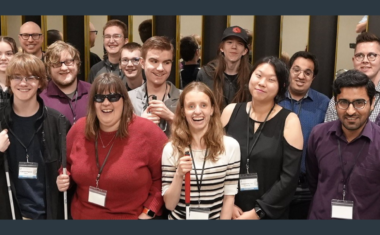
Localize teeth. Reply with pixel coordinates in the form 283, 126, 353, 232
102, 110, 113, 113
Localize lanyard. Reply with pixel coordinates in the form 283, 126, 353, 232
8, 124, 42, 162
337, 138, 366, 200
245, 103, 275, 174
289, 96, 304, 116
68, 90, 78, 124
104, 60, 122, 79
94, 133, 116, 188
188, 145, 208, 206
145, 82, 168, 105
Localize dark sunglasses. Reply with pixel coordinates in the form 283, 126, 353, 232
94, 93, 123, 103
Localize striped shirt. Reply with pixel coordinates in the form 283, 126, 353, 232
162, 136, 241, 220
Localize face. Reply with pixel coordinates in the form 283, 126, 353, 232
141, 49, 173, 86
49, 50, 78, 89
95, 91, 124, 132
249, 63, 279, 102
19, 23, 43, 56
353, 42, 380, 81
0, 42, 14, 73
336, 87, 374, 135
89, 22, 97, 48
120, 49, 143, 80
184, 90, 214, 134
220, 37, 248, 63
289, 57, 315, 96
10, 72, 41, 103
103, 26, 127, 56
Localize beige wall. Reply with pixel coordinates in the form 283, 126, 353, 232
281, 16, 309, 57
89, 15, 107, 59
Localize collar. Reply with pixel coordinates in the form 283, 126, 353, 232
136, 81, 180, 100
285, 89, 313, 101
327, 119, 373, 142
46, 80, 87, 100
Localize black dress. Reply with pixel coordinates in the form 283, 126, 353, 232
225, 102, 302, 219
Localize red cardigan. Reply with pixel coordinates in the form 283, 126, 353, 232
66, 116, 167, 219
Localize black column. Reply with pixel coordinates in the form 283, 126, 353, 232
368, 15, 380, 38
153, 16, 177, 85
201, 16, 227, 66
253, 16, 281, 63
308, 16, 337, 98
22, 16, 41, 27
64, 16, 86, 81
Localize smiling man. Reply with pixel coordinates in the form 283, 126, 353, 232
119, 42, 145, 91
325, 32, 380, 123
128, 36, 181, 137
19, 22, 44, 60
307, 70, 380, 220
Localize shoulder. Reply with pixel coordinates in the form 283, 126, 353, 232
284, 111, 300, 126
45, 106, 64, 119
311, 121, 335, 136
90, 60, 104, 72
310, 89, 330, 103
221, 103, 238, 126
223, 135, 240, 149
128, 84, 143, 97
79, 80, 92, 90
130, 116, 167, 137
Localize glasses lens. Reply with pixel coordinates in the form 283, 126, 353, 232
94, 94, 105, 103
32, 34, 40, 40
108, 94, 122, 102
338, 100, 349, 109
94, 94, 122, 103
64, 60, 74, 66
353, 100, 366, 109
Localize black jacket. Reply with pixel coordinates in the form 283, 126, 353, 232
0, 96, 71, 219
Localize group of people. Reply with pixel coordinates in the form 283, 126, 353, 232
0, 19, 380, 220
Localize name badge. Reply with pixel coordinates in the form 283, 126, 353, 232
331, 199, 354, 220
188, 208, 210, 220
239, 173, 258, 191
18, 162, 38, 179
88, 186, 107, 207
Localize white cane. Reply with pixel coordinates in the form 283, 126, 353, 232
60, 117, 68, 220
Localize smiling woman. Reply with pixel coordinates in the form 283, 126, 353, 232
56, 72, 168, 220
0, 36, 18, 107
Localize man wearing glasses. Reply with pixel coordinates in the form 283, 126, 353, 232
88, 19, 128, 85
278, 51, 330, 219
119, 42, 145, 91
40, 41, 91, 125
89, 22, 101, 69
325, 32, 380, 123
19, 21, 44, 60
307, 70, 380, 219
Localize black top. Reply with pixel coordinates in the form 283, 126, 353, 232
225, 102, 302, 219
180, 64, 200, 88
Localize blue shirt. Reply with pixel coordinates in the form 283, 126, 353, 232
279, 88, 330, 173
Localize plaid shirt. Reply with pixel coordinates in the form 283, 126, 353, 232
324, 81, 380, 123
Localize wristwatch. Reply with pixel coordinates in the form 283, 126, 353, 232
143, 207, 156, 218
254, 206, 265, 219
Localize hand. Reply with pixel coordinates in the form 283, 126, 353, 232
138, 212, 154, 220
235, 209, 260, 220
148, 100, 174, 123
232, 205, 243, 220
141, 107, 161, 124
177, 155, 192, 176
56, 174, 70, 192
0, 129, 10, 153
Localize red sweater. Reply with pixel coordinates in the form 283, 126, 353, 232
66, 116, 167, 219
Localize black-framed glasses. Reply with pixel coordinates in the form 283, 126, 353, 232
11, 75, 40, 83
120, 57, 140, 66
291, 66, 313, 78
51, 59, 75, 68
354, 52, 380, 62
94, 93, 123, 103
90, 30, 98, 35
103, 34, 123, 40
336, 99, 368, 110
19, 33, 42, 40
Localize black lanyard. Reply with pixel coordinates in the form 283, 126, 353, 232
245, 103, 275, 174
189, 145, 208, 206
289, 95, 304, 116
145, 82, 168, 104
94, 133, 116, 188
104, 60, 122, 79
337, 138, 366, 200
8, 124, 42, 162
68, 90, 78, 124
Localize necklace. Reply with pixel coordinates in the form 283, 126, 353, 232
98, 132, 116, 148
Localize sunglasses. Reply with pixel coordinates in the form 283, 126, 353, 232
94, 93, 123, 103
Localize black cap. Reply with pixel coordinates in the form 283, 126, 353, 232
221, 26, 249, 47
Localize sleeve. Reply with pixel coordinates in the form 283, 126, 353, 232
143, 127, 168, 214
306, 127, 319, 196
256, 138, 302, 219
324, 98, 338, 122
196, 68, 205, 82
161, 143, 177, 196
223, 137, 241, 195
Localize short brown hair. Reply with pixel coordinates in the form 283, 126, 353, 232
120, 42, 142, 57
44, 41, 81, 77
141, 36, 174, 59
6, 52, 47, 94
355, 32, 380, 51
103, 19, 128, 39
85, 72, 134, 140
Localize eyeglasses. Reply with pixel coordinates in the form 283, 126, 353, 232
120, 57, 140, 66
103, 34, 123, 40
0, 52, 14, 58
336, 99, 368, 110
51, 59, 75, 68
19, 33, 42, 40
354, 52, 380, 62
291, 66, 313, 78
11, 75, 39, 83
90, 30, 98, 35
94, 93, 123, 103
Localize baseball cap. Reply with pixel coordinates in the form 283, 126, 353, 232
221, 26, 249, 47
